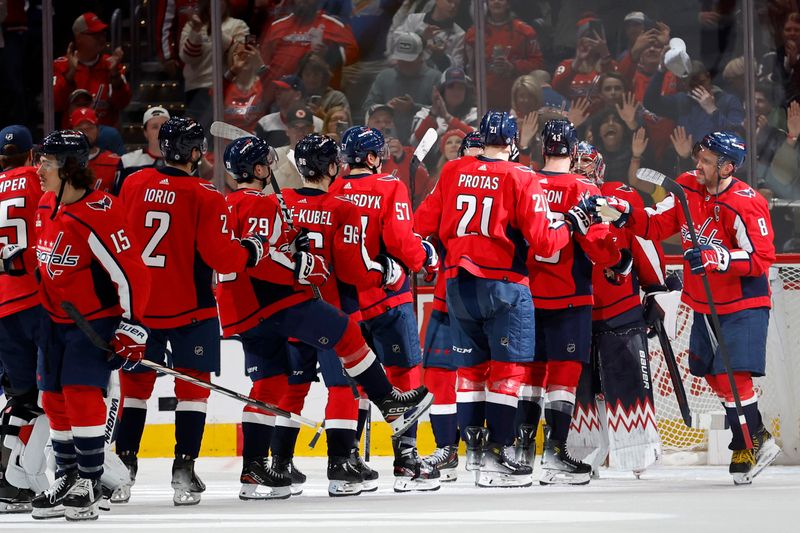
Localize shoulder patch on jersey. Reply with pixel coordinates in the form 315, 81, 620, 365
243, 190, 263, 197
616, 184, 634, 192
377, 175, 399, 182
515, 166, 535, 173
272, 14, 293, 25
199, 182, 219, 193
86, 195, 113, 211
321, 13, 346, 28
734, 188, 756, 198
577, 177, 594, 186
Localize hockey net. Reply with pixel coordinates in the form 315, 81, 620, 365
649, 256, 800, 464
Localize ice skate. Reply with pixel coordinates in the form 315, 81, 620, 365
424, 445, 459, 482
540, 439, 592, 485
514, 424, 537, 467
110, 451, 137, 504
376, 386, 433, 436
477, 442, 533, 488
349, 448, 379, 492
328, 456, 364, 497
0, 477, 34, 514
239, 457, 292, 500
272, 456, 306, 496
751, 427, 781, 481
63, 478, 102, 521
393, 449, 441, 492
171, 455, 206, 506
31, 469, 78, 520
463, 426, 489, 476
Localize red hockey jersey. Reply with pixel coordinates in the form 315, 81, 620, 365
35, 191, 150, 324
328, 171, 426, 320
281, 187, 385, 317
415, 156, 570, 286
528, 171, 621, 309
119, 167, 252, 329
216, 188, 312, 336
88, 150, 123, 194
626, 172, 776, 314
260, 12, 358, 89
0, 167, 43, 318
591, 182, 665, 322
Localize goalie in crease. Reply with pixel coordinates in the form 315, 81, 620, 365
595, 131, 781, 485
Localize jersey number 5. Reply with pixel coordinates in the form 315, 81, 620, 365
0, 198, 27, 248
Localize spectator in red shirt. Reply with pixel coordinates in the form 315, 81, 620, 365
260, 0, 359, 92
223, 41, 270, 134
53, 13, 132, 128
552, 17, 617, 106
367, 104, 434, 208
69, 107, 123, 194
464, 0, 544, 111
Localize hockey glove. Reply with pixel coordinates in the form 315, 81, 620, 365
603, 248, 633, 285
294, 251, 330, 287
0, 244, 26, 276
287, 227, 311, 254
241, 233, 265, 267
109, 319, 149, 370
595, 196, 631, 228
421, 239, 439, 283
376, 254, 407, 292
564, 196, 598, 236
683, 243, 730, 275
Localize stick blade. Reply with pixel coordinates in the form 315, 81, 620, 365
209, 121, 253, 141
413, 128, 438, 161
635, 168, 667, 187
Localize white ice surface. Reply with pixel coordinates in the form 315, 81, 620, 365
1, 457, 798, 533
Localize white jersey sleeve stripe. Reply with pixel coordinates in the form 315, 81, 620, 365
88, 232, 134, 320
635, 236, 666, 284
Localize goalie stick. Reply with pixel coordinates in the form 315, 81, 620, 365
632, 168, 754, 448
209, 121, 322, 300
61, 301, 320, 429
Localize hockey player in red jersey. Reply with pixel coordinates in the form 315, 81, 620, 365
0, 126, 46, 514
415, 111, 594, 488
419, 132, 485, 482
523, 120, 631, 486
29, 131, 150, 521
598, 131, 781, 484
113, 117, 266, 506
330, 126, 441, 492
571, 142, 665, 475
217, 135, 434, 498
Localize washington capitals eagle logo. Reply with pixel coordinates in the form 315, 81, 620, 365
734, 188, 756, 199
87, 195, 113, 211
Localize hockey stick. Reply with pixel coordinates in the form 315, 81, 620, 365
364, 405, 372, 462
652, 318, 693, 428
60, 302, 320, 429
634, 168, 753, 447
407, 128, 438, 312
210, 121, 322, 300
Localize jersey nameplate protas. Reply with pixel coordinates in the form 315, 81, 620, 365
37, 232, 80, 279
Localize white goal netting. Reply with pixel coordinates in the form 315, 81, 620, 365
649, 259, 800, 464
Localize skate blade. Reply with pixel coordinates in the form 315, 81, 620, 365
361, 479, 379, 492
477, 471, 532, 488
31, 505, 65, 520
393, 477, 441, 492
290, 484, 304, 496
439, 467, 458, 482
99, 497, 111, 512
173, 489, 202, 506
239, 483, 292, 501
110, 484, 131, 504
539, 470, 591, 486
64, 501, 100, 521
0, 501, 32, 514
389, 392, 434, 437
327, 480, 363, 497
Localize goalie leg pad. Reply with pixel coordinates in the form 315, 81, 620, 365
5, 414, 50, 493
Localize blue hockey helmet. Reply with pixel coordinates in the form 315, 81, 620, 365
459, 130, 484, 157
158, 117, 207, 164
223, 136, 277, 182
542, 118, 578, 159
478, 111, 517, 147
340, 126, 386, 166
38, 130, 91, 169
697, 131, 746, 170
295, 133, 340, 179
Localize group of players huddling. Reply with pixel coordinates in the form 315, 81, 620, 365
0, 106, 782, 521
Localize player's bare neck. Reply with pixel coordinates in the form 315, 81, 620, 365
706, 176, 733, 195
303, 179, 329, 192
541, 156, 571, 173
60, 185, 88, 206
483, 146, 510, 160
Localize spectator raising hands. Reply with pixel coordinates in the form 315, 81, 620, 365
670, 125, 694, 160
616, 92, 641, 131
